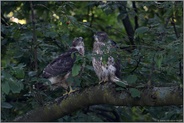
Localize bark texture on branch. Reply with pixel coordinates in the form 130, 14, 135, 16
14, 82, 183, 122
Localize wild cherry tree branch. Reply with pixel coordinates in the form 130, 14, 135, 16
14, 82, 182, 122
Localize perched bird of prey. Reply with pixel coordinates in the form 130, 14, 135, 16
92, 32, 128, 85
42, 37, 85, 94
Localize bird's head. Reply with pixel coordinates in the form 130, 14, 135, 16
93, 32, 108, 42
72, 37, 85, 56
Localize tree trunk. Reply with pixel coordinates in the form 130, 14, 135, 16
118, 1, 135, 46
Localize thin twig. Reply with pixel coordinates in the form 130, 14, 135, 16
119, 44, 164, 51
130, 56, 143, 74
89, 7, 94, 28
171, 12, 182, 80
30, 2, 38, 71
171, 17, 180, 38
33, 4, 57, 15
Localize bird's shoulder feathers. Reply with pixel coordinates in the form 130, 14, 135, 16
42, 48, 78, 78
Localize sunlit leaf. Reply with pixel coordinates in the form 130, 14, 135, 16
85, 65, 94, 71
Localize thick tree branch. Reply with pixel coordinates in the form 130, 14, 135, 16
14, 82, 182, 122
132, 1, 139, 30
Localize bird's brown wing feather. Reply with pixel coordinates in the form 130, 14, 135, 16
42, 48, 78, 78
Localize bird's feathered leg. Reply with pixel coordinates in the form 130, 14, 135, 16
49, 73, 71, 96
108, 58, 128, 85
63, 72, 79, 95
61, 82, 69, 96
99, 64, 109, 84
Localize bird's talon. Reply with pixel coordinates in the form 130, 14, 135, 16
62, 91, 69, 96
68, 89, 77, 94
99, 81, 103, 84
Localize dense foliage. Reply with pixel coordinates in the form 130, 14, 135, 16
1, 1, 183, 121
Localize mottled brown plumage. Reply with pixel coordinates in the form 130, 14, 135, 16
42, 37, 85, 93
92, 32, 128, 85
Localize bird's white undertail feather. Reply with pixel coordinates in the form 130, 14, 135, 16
47, 72, 71, 90
49, 77, 57, 84
48, 77, 61, 90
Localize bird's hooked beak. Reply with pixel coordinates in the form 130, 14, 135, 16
72, 37, 85, 56
93, 34, 99, 42
78, 37, 83, 40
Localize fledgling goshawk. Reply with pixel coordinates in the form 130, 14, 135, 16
92, 32, 128, 85
42, 37, 85, 94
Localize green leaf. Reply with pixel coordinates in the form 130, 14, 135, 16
156, 54, 163, 69
45, 31, 57, 38
38, 78, 50, 83
68, 16, 77, 23
28, 71, 37, 77
13, 67, 25, 79
72, 64, 81, 76
126, 75, 137, 84
135, 27, 149, 36
9, 80, 23, 93
74, 77, 81, 86
116, 87, 125, 91
85, 65, 94, 71
129, 88, 141, 98
75, 53, 82, 62
31, 77, 39, 82
2, 82, 10, 95
13, 64, 26, 79
136, 84, 145, 88
1, 102, 13, 109
115, 81, 126, 88
157, 58, 162, 69
2, 70, 12, 80
71, 52, 75, 59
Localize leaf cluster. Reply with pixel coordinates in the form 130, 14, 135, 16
1, 1, 182, 122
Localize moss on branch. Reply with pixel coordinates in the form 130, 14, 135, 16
14, 82, 183, 122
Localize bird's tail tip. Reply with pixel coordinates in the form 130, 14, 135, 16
112, 77, 128, 85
